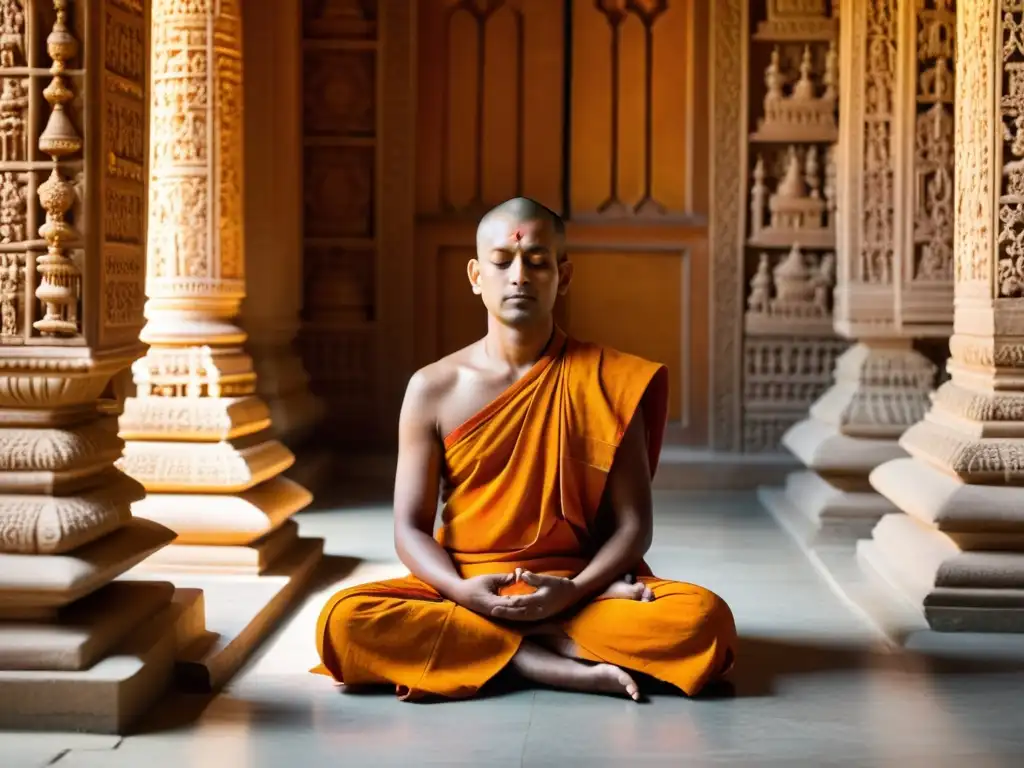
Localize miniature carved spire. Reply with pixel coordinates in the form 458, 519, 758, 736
777, 147, 807, 198
765, 47, 784, 103
823, 40, 837, 101
34, 0, 81, 337
792, 46, 816, 101
751, 155, 767, 236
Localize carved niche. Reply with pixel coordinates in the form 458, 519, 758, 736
741, 0, 844, 453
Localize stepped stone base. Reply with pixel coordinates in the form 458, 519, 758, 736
760, 471, 896, 549
124, 535, 323, 692
142, 519, 301, 574
0, 519, 176, 618
865, 456, 1024, 632
760, 415, 903, 548
0, 586, 207, 734
130, 476, 312, 547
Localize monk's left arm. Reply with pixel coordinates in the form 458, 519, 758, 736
570, 404, 653, 599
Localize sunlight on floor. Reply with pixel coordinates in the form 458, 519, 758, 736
4, 491, 1024, 767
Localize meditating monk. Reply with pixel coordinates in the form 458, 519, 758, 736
313, 197, 736, 701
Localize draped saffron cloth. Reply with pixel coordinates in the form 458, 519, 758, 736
313, 328, 736, 700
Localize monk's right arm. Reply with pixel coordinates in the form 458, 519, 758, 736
392, 373, 466, 601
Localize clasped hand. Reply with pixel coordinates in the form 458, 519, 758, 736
455, 569, 580, 622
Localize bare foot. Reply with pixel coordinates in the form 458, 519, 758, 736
588, 663, 641, 701
511, 641, 641, 701
599, 578, 654, 602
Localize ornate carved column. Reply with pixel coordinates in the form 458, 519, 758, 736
118, 0, 323, 690
864, 1, 1024, 632
0, 0, 209, 732
760, 0, 955, 547
240, 0, 322, 450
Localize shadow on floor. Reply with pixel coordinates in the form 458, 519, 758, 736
714, 635, 1024, 700
130, 624, 1024, 735
130, 554, 364, 736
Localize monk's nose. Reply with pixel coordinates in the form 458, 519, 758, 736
508, 256, 529, 285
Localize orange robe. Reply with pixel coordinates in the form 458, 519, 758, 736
313, 328, 736, 700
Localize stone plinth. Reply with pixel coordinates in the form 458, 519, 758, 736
864, 1, 1024, 633
117, 0, 323, 692
760, 341, 935, 548
0, 0, 208, 733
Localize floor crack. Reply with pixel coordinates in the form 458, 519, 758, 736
519, 691, 536, 768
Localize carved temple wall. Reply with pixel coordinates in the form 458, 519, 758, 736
297, 0, 945, 462
300, 0, 713, 451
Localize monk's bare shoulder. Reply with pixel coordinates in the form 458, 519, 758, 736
403, 341, 483, 426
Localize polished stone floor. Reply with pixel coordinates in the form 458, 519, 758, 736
6, 490, 1024, 767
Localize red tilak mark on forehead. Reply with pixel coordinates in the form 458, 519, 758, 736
513, 229, 524, 242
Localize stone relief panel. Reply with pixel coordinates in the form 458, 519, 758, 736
998, 1, 1024, 298
215, 7, 244, 282
149, 3, 211, 284
0, 0, 88, 342
742, 0, 844, 452
742, 336, 847, 452
102, 0, 149, 347
856, 0, 896, 287
833, 0, 954, 334
953, 0, 994, 286
909, 0, 955, 284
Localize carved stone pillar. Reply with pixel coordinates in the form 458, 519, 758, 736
864, 1, 1024, 632
760, 0, 955, 547
0, 1, 209, 732
240, 0, 322, 450
117, 0, 323, 690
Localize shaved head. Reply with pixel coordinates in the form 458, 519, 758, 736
476, 197, 566, 260
468, 196, 573, 327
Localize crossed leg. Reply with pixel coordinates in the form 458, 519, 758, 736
513, 626, 641, 701
508, 575, 659, 702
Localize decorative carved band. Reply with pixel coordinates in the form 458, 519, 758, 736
953, 1, 995, 286
148, 0, 244, 291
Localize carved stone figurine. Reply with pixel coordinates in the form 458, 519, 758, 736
748, 253, 772, 314
0, 77, 28, 162
813, 253, 834, 313
0, 0, 24, 68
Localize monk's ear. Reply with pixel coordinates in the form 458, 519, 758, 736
556, 257, 573, 296
467, 258, 483, 295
